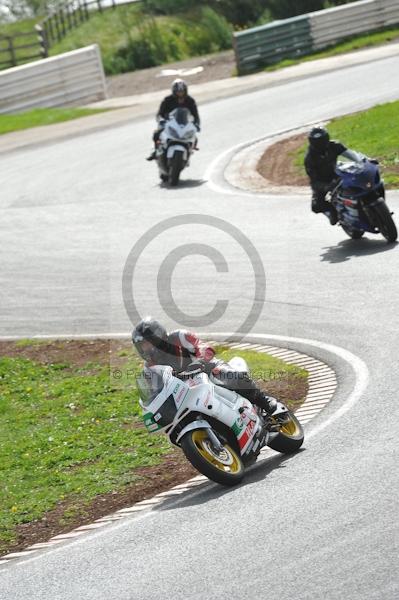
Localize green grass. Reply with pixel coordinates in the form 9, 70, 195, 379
293, 100, 399, 188
263, 26, 399, 73
47, 5, 232, 75
0, 343, 306, 553
0, 17, 39, 36
0, 107, 107, 135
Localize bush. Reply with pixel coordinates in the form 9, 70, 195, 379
111, 7, 232, 74
143, 0, 197, 15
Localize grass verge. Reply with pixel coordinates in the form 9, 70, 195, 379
292, 100, 399, 188
0, 107, 107, 135
0, 339, 307, 556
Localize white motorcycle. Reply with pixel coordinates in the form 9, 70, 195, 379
137, 358, 304, 487
156, 107, 198, 186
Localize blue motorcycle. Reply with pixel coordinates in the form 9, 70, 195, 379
331, 157, 397, 243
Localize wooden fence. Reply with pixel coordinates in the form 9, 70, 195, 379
40, 0, 142, 49
0, 30, 47, 70
0, 0, 141, 71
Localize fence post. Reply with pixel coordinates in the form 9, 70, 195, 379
72, 2, 78, 27
97, 0, 103, 13
7, 36, 17, 67
60, 8, 66, 37
84, 0, 89, 20
77, 0, 84, 23
47, 16, 55, 44
54, 11, 62, 42
65, 3, 73, 30
35, 24, 49, 58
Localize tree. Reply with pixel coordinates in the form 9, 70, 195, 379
208, 0, 266, 26
143, 0, 197, 15
266, 0, 325, 19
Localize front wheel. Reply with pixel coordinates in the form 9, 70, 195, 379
169, 150, 185, 186
181, 429, 244, 486
267, 411, 304, 454
372, 201, 397, 243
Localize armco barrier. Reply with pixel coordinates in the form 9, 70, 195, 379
234, 15, 312, 74
0, 44, 107, 114
310, 0, 380, 50
377, 0, 399, 27
234, 0, 399, 74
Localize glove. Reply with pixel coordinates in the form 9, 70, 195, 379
369, 158, 379, 164
177, 362, 204, 379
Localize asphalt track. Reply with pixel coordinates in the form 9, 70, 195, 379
1, 51, 399, 599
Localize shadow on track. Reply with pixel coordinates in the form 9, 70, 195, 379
157, 451, 304, 512
320, 237, 397, 263
158, 179, 207, 190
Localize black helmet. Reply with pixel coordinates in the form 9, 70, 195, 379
172, 78, 188, 97
308, 127, 330, 152
132, 317, 168, 361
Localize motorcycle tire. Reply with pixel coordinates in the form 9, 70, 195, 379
372, 201, 397, 243
341, 224, 364, 239
267, 411, 304, 454
181, 428, 244, 486
169, 151, 184, 186
160, 174, 168, 182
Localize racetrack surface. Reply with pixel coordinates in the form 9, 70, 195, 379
1, 53, 399, 599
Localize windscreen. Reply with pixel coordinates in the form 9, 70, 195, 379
136, 369, 164, 406
174, 107, 190, 126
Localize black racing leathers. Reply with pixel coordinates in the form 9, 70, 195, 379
157, 94, 200, 126
305, 141, 346, 213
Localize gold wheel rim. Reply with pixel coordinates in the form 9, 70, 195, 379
280, 416, 300, 436
191, 430, 242, 474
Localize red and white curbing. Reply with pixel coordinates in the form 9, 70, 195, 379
0, 342, 336, 565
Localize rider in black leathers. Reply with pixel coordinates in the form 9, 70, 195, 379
146, 79, 201, 161
132, 317, 277, 414
304, 127, 362, 225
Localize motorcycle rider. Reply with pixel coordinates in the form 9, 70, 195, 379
132, 317, 277, 415
304, 127, 364, 225
146, 79, 201, 161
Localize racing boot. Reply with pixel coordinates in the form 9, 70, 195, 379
325, 206, 338, 225
254, 391, 277, 415
146, 150, 156, 161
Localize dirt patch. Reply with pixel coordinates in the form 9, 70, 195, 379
257, 132, 309, 187
106, 50, 235, 97
0, 339, 131, 369
0, 339, 307, 557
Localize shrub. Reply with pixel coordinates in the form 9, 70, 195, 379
111, 7, 232, 75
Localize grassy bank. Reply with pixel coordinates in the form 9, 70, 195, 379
48, 5, 232, 75
293, 100, 399, 188
0, 107, 107, 135
0, 339, 307, 555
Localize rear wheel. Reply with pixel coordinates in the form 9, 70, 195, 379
169, 151, 184, 186
372, 201, 397, 243
181, 429, 244, 486
341, 224, 364, 239
267, 411, 304, 454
